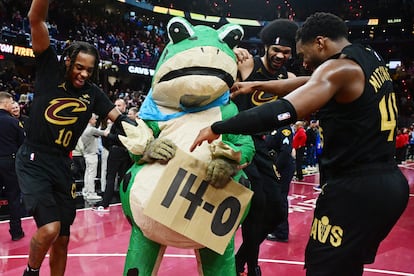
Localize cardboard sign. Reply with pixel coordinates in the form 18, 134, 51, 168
144, 149, 253, 254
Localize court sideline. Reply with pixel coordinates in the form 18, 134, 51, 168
1, 164, 413, 275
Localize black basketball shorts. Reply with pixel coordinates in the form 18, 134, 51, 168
16, 144, 77, 236
304, 167, 409, 275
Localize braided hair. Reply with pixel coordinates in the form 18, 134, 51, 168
59, 41, 100, 84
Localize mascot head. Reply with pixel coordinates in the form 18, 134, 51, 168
150, 17, 244, 110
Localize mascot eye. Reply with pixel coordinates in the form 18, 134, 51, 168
167, 17, 195, 44
218, 24, 244, 49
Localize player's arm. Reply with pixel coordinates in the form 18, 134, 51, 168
287, 71, 297, 78
190, 59, 357, 151
107, 107, 122, 123
231, 76, 310, 99
28, 0, 50, 54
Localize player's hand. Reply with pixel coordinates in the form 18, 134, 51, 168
189, 126, 220, 152
233, 47, 252, 64
230, 81, 256, 99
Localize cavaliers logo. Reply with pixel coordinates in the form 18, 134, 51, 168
45, 98, 87, 125
251, 90, 278, 106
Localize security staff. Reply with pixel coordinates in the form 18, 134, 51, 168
265, 125, 295, 242
95, 98, 132, 211
232, 19, 299, 275
0, 91, 25, 241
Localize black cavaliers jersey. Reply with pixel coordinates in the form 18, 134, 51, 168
25, 46, 115, 154
317, 44, 397, 171
233, 57, 288, 111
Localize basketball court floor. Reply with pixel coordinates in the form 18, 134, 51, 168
1, 163, 413, 275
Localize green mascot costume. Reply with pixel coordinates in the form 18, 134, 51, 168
118, 17, 255, 275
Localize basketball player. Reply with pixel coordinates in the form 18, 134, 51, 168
191, 12, 409, 276
16, 1, 136, 275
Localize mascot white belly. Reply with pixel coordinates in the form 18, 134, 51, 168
130, 108, 221, 248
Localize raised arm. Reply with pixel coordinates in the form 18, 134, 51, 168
28, 0, 50, 54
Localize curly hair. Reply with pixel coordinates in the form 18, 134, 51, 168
59, 41, 100, 84
259, 18, 298, 49
296, 12, 348, 44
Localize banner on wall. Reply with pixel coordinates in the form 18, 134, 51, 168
0, 42, 34, 58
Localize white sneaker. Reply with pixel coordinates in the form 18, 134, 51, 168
86, 193, 102, 201
313, 186, 322, 192
93, 206, 109, 212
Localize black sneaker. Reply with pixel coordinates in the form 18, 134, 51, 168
247, 266, 261, 276
266, 233, 288, 242
23, 265, 40, 276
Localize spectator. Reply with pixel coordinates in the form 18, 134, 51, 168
80, 113, 109, 201
11, 101, 29, 132
95, 98, 132, 212
0, 91, 25, 241
127, 106, 139, 120
97, 118, 112, 194
293, 121, 306, 181
395, 128, 408, 164
305, 119, 319, 171
406, 125, 414, 160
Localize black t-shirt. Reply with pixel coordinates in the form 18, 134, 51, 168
233, 56, 289, 112
25, 46, 115, 154
317, 44, 397, 171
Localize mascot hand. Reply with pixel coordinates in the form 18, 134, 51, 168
118, 119, 154, 155
209, 140, 241, 163
113, 114, 137, 136
140, 138, 177, 164
206, 158, 238, 188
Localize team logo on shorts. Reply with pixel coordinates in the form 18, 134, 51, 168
310, 215, 343, 247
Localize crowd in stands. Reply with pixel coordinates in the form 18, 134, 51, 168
1, 0, 168, 67
149, 0, 414, 21
1, 0, 414, 125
